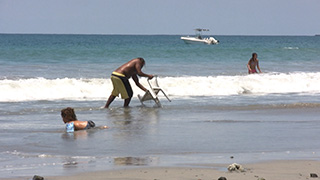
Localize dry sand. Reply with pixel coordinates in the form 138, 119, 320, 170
3, 160, 320, 180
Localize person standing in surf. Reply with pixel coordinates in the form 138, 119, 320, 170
104, 57, 154, 108
247, 53, 262, 74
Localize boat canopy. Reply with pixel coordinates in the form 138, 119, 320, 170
194, 29, 210, 39
194, 28, 210, 32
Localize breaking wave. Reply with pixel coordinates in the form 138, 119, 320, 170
1, 72, 320, 102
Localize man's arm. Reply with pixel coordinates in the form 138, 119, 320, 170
135, 62, 154, 79
132, 74, 148, 92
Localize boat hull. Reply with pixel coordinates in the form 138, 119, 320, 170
181, 36, 219, 45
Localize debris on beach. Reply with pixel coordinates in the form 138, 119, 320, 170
227, 163, 246, 172
218, 177, 227, 180
32, 175, 44, 180
310, 173, 318, 178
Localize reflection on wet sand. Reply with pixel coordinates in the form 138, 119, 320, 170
63, 157, 79, 168
61, 130, 89, 140
61, 126, 107, 140
62, 156, 159, 169
114, 156, 159, 166
106, 107, 161, 144
107, 107, 160, 128
62, 156, 98, 169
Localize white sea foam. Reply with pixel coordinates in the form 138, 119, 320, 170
284, 46, 299, 50
1, 72, 320, 102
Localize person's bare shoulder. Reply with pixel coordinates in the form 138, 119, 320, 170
127, 58, 139, 66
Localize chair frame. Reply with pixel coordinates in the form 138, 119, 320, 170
137, 76, 171, 107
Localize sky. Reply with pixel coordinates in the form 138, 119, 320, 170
0, 0, 319, 35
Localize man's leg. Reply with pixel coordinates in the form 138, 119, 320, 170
105, 95, 116, 108
124, 98, 131, 107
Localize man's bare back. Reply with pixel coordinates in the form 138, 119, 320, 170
115, 58, 151, 79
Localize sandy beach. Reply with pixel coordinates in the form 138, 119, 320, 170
4, 160, 319, 180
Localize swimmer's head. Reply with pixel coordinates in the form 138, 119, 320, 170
252, 53, 257, 58
61, 107, 77, 123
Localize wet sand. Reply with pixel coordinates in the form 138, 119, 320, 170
5, 160, 319, 180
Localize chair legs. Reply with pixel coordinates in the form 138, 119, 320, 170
138, 88, 170, 107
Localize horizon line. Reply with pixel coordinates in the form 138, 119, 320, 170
0, 33, 317, 36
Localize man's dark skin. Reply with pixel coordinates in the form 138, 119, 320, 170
104, 58, 153, 108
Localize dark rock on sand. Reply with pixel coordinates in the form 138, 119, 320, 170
33, 175, 44, 180
218, 177, 227, 180
310, 173, 318, 178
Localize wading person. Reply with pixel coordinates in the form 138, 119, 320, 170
104, 57, 153, 108
247, 53, 262, 74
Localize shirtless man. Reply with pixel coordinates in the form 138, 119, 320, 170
247, 53, 262, 74
104, 58, 154, 108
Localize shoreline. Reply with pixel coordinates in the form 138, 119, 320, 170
3, 160, 320, 180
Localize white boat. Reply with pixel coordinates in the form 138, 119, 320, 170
181, 28, 219, 45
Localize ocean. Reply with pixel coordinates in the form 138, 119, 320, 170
1, 34, 320, 178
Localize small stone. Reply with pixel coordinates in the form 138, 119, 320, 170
33, 175, 44, 180
310, 173, 318, 178
257, 178, 266, 180
218, 177, 227, 180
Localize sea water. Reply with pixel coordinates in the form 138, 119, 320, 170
0, 34, 320, 178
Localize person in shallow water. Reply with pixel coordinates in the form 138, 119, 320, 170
104, 57, 154, 108
61, 107, 97, 132
247, 53, 262, 74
